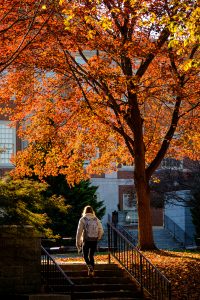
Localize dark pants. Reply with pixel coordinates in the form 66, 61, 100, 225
82, 240, 97, 268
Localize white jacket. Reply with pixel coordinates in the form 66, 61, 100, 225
76, 212, 104, 249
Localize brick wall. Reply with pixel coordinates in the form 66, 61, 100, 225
151, 208, 163, 226
117, 170, 134, 179
0, 225, 41, 295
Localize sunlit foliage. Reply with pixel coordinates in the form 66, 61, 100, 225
0, 0, 199, 249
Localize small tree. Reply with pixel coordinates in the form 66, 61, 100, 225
0, 175, 69, 238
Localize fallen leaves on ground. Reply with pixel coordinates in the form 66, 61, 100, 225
54, 250, 200, 300
54, 252, 110, 264
143, 250, 200, 300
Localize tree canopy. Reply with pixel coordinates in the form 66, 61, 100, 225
0, 0, 199, 249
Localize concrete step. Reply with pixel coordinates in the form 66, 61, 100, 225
0, 295, 70, 300
153, 228, 184, 249
61, 263, 117, 271
59, 263, 146, 300
72, 283, 139, 292
77, 299, 145, 300
70, 276, 129, 285
78, 299, 142, 300
63, 268, 123, 278
73, 290, 143, 299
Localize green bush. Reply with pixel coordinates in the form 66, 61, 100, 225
0, 174, 105, 239
0, 175, 69, 237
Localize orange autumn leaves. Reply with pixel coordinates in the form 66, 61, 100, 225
0, 0, 199, 184
144, 250, 200, 300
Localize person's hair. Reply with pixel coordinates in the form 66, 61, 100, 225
82, 205, 95, 216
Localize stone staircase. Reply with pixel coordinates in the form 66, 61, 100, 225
59, 263, 148, 300
152, 227, 184, 250
130, 226, 184, 250
99, 226, 184, 250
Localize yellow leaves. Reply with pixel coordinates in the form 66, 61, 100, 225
152, 176, 160, 184
100, 16, 112, 30
87, 30, 96, 40
110, 7, 120, 14
84, 15, 94, 24
149, 12, 156, 23
64, 14, 74, 30
85, 14, 113, 31
168, 22, 178, 34
167, 6, 200, 55
181, 59, 194, 71
130, 0, 137, 7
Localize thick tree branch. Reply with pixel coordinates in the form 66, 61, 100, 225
146, 95, 182, 180
136, 28, 170, 78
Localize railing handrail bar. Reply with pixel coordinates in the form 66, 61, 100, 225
164, 215, 195, 245
41, 245, 74, 286
117, 223, 137, 244
108, 219, 171, 285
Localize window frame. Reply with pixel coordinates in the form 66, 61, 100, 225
0, 120, 16, 167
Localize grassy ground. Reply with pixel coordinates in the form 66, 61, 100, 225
54, 249, 200, 300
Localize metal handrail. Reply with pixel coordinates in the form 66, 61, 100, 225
41, 245, 74, 295
164, 215, 196, 247
117, 223, 138, 245
107, 216, 171, 300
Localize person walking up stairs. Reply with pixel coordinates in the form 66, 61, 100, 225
76, 205, 104, 277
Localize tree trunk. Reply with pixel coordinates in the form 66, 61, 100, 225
129, 91, 156, 250
134, 171, 156, 250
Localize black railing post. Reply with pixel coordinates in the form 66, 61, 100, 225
107, 215, 171, 300
107, 223, 111, 264
139, 255, 143, 294
47, 255, 50, 292
169, 281, 172, 300
41, 246, 74, 295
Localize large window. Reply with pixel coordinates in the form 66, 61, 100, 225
123, 193, 137, 210
0, 121, 16, 167
161, 158, 183, 170
123, 193, 138, 224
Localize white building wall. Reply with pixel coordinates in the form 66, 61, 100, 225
164, 190, 191, 231
165, 203, 186, 230
164, 190, 196, 246
90, 172, 134, 226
